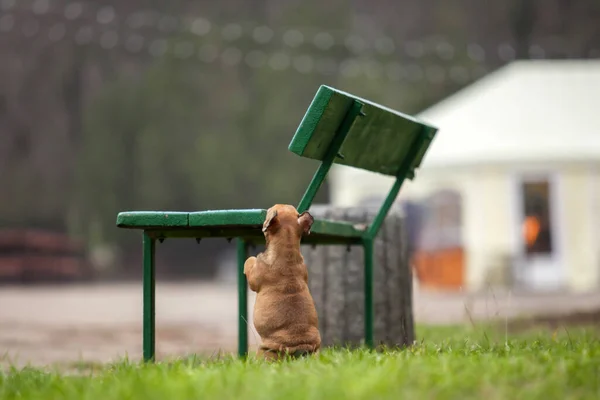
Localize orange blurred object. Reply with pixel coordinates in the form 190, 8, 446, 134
522, 216, 541, 247
412, 247, 464, 290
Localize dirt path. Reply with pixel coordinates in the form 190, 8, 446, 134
0, 283, 258, 367
2, 282, 599, 367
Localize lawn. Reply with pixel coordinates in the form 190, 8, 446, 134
1, 324, 599, 400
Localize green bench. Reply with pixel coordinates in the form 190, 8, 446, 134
116, 85, 438, 361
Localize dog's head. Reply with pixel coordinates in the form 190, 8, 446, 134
262, 204, 314, 239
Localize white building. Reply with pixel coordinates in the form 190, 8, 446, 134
330, 60, 600, 293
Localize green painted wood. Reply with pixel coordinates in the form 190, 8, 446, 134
117, 212, 189, 228
310, 219, 365, 238
288, 85, 438, 176
143, 228, 362, 245
288, 85, 335, 157
118, 209, 364, 240
145, 227, 257, 239
188, 209, 266, 227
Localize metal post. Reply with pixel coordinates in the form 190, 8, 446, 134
297, 100, 364, 213
237, 238, 248, 358
363, 238, 374, 348
142, 231, 156, 362
365, 126, 435, 240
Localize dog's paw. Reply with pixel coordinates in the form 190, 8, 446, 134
243, 256, 257, 274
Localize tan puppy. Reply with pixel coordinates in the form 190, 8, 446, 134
244, 204, 321, 361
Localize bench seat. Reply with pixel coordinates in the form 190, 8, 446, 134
116, 210, 365, 244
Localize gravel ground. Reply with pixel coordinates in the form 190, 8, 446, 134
2, 281, 600, 367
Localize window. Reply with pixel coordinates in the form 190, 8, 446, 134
521, 180, 554, 256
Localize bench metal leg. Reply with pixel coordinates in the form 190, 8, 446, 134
363, 239, 374, 348
142, 231, 156, 362
237, 239, 248, 358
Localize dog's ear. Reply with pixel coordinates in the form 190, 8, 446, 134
298, 211, 314, 235
262, 209, 278, 232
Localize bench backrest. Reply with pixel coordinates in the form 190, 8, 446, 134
289, 85, 438, 239
289, 85, 436, 176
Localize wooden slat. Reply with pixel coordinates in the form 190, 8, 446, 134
288, 85, 437, 176
116, 212, 189, 228
188, 209, 266, 227
117, 209, 364, 240
310, 219, 366, 238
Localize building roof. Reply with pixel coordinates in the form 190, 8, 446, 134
417, 60, 600, 168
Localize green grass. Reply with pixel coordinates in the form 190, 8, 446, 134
2, 325, 599, 400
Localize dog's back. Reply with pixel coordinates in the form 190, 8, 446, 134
252, 253, 321, 353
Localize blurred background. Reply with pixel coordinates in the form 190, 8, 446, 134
1, 0, 600, 367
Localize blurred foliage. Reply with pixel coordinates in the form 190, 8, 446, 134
74, 35, 334, 250
1, 0, 599, 274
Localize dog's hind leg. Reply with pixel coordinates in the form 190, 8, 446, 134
256, 347, 283, 362
257, 345, 319, 362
